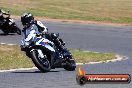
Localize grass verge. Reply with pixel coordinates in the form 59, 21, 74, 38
0, 0, 132, 24
70, 49, 116, 63
0, 44, 116, 70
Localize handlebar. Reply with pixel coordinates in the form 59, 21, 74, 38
36, 33, 46, 37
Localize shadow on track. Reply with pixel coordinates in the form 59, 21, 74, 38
12, 70, 60, 73
0, 33, 15, 36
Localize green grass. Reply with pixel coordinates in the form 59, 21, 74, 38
0, 0, 132, 24
0, 44, 34, 70
70, 49, 115, 63
0, 44, 116, 70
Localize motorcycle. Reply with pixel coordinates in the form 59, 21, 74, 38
25, 33, 76, 72
0, 14, 21, 35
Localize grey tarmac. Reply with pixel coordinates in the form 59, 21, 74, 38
0, 20, 132, 88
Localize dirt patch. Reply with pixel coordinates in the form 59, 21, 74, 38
0, 45, 14, 52
11, 15, 130, 26
43, 18, 130, 26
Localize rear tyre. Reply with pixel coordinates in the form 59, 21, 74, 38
63, 59, 76, 71
30, 50, 51, 72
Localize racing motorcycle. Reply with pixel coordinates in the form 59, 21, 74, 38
0, 14, 21, 35
25, 33, 76, 72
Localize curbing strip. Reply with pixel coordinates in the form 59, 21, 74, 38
0, 67, 37, 72
76, 54, 128, 65
0, 43, 16, 46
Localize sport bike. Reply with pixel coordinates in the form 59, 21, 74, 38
0, 15, 21, 35
25, 33, 76, 72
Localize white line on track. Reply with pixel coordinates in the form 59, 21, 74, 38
0, 43, 16, 45
0, 67, 38, 72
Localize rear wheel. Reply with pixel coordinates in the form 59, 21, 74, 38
30, 49, 51, 72
63, 59, 76, 71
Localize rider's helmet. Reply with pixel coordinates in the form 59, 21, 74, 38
21, 13, 34, 26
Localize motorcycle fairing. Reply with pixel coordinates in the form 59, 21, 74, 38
35, 38, 55, 52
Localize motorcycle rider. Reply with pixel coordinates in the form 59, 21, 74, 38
0, 9, 10, 25
20, 12, 64, 67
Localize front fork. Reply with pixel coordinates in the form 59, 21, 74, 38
37, 49, 45, 58
37, 49, 56, 68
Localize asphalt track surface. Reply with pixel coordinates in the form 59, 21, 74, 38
0, 21, 132, 88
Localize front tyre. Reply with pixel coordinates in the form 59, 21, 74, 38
2, 29, 9, 35
30, 49, 51, 72
15, 26, 21, 35
63, 59, 76, 71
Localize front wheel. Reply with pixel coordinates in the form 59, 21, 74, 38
2, 29, 9, 35
15, 26, 21, 35
30, 49, 51, 72
63, 59, 76, 71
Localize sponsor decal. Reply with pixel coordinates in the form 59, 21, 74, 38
76, 67, 131, 85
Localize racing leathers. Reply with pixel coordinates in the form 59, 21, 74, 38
20, 21, 59, 66
20, 21, 64, 67
34, 20, 65, 52
34, 20, 48, 33
21, 21, 48, 48
21, 24, 38, 48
